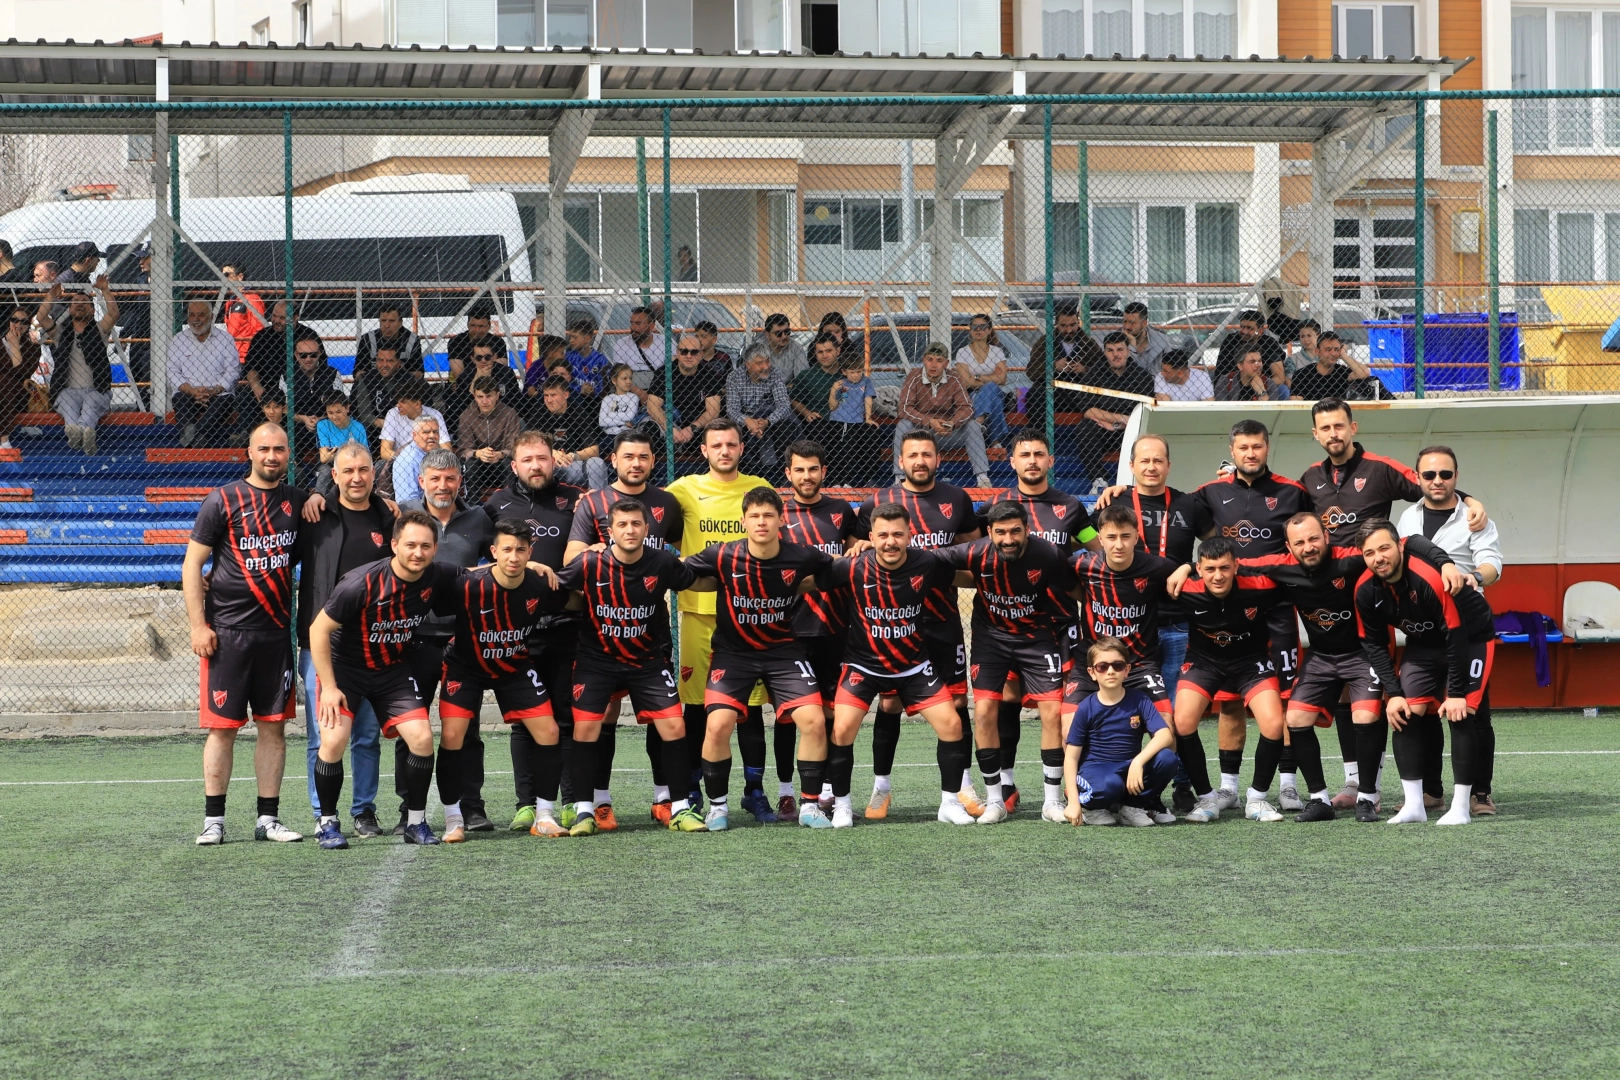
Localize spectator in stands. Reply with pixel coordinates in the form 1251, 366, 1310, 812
36, 277, 118, 455
0, 240, 14, 281
693, 319, 733, 369
1076, 331, 1156, 474
166, 299, 240, 448
790, 332, 844, 446
120, 242, 153, 411
677, 245, 699, 282
243, 301, 321, 404
31, 259, 58, 285
726, 345, 800, 474
458, 375, 522, 495
247, 389, 288, 445
288, 337, 341, 436
352, 346, 421, 437
1295, 318, 1322, 372
1121, 300, 1175, 373
533, 375, 606, 488
739, 312, 808, 383
611, 306, 667, 395
353, 300, 424, 378
649, 332, 725, 451
894, 341, 991, 488
390, 416, 442, 502
598, 363, 643, 440
1214, 309, 1288, 387
446, 299, 508, 382
446, 341, 520, 424
816, 312, 854, 362
1214, 344, 1290, 401
1288, 330, 1371, 401
826, 350, 880, 485
53, 241, 100, 292
317, 392, 367, 463
1153, 348, 1214, 402
523, 333, 567, 418
220, 261, 266, 363
954, 313, 1010, 448
564, 318, 610, 396
1027, 300, 1106, 418
1, 304, 41, 450
378, 383, 449, 463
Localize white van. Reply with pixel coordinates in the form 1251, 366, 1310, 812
0, 191, 535, 381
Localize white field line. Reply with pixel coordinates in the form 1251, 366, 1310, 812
328, 787, 440, 979
4, 750, 1619, 787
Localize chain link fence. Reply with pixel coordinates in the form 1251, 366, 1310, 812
1, 90, 1616, 712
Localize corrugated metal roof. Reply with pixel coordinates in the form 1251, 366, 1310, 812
0, 41, 1460, 142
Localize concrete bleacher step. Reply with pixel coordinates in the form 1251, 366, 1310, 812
0, 560, 186, 584
5, 522, 196, 543
3, 498, 202, 518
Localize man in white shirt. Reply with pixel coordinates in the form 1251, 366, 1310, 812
610, 306, 667, 398
1153, 350, 1214, 402
168, 300, 242, 447
378, 384, 451, 460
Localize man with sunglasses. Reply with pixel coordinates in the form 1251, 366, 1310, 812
1399, 446, 1503, 816
739, 313, 808, 382
244, 301, 323, 412
288, 337, 341, 436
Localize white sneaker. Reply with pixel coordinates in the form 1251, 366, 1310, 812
977, 802, 1009, 824
937, 800, 976, 825
253, 818, 303, 842
832, 804, 854, 829
1214, 787, 1240, 811
1081, 807, 1117, 825
1041, 801, 1069, 823
1278, 785, 1304, 812
1246, 797, 1284, 822
1148, 807, 1178, 825
1117, 805, 1155, 827
1185, 792, 1224, 823
196, 820, 225, 845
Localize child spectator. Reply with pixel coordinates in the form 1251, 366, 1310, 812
317, 392, 367, 464
826, 351, 880, 485
565, 317, 611, 397
597, 363, 640, 438
1062, 637, 1180, 827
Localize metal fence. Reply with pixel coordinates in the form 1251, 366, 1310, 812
2, 89, 1618, 711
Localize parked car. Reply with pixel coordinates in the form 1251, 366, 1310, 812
843, 312, 1033, 387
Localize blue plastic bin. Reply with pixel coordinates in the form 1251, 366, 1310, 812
1365, 313, 1520, 392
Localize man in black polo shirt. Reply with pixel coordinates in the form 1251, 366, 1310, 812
1213, 309, 1288, 385
531, 376, 605, 488
650, 333, 726, 468
354, 301, 425, 378
1076, 331, 1155, 480
1288, 332, 1370, 401
446, 300, 509, 381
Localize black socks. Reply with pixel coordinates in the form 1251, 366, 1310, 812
314, 757, 344, 818
997, 698, 1022, 774
872, 710, 901, 776
1178, 729, 1212, 794
402, 751, 434, 813
592, 722, 617, 791
435, 745, 463, 808
1250, 735, 1283, 795
828, 743, 855, 799
1286, 725, 1327, 795
937, 738, 970, 794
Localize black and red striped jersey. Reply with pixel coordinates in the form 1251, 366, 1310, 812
685, 540, 835, 654
856, 482, 977, 623
1178, 572, 1284, 661
940, 535, 1077, 640
1006, 485, 1093, 549
324, 558, 461, 670
1355, 539, 1493, 697
1104, 485, 1199, 620
822, 549, 956, 672
1192, 468, 1310, 557
567, 484, 685, 552
1069, 550, 1180, 661
783, 495, 857, 636
439, 567, 557, 677
557, 546, 695, 663
482, 476, 585, 624
189, 480, 306, 631
1299, 443, 1424, 544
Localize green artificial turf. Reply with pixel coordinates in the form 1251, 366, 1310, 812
1, 713, 1617, 1079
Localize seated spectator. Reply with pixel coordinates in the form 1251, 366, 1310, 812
457, 375, 522, 495
354, 300, 424, 378
1214, 309, 1289, 387
317, 392, 368, 464
351, 346, 421, 437
1027, 301, 1106, 418
288, 334, 340, 436
32, 259, 58, 284
739, 313, 808, 383
954, 314, 1010, 448
894, 341, 991, 488
564, 319, 611, 397
446, 299, 507, 382
445, 340, 520, 424
389, 416, 443, 502
241, 300, 323, 415
598, 364, 643, 440
610, 306, 667, 396
726, 345, 800, 474
815, 312, 856, 364
649, 332, 725, 448
1288, 331, 1371, 401
790, 332, 845, 446
1077, 332, 1156, 476
378, 385, 450, 461
1121, 301, 1175, 373
826, 350, 881, 486
36, 277, 118, 455
1214, 345, 1290, 401
1153, 349, 1214, 402
241, 389, 287, 446
532, 375, 606, 488
220, 260, 266, 363
1294, 318, 1321, 375
1, 304, 41, 450
692, 319, 733, 369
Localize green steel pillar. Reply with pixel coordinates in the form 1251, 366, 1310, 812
662, 110, 674, 487
1412, 98, 1427, 399
637, 136, 651, 306
283, 111, 297, 481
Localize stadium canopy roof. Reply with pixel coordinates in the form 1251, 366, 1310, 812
0, 40, 1462, 142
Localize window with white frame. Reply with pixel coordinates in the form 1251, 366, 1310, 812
395, 0, 700, 49
295, 1, 313, 45
252, 18, 271, 45
1511, 7, 1620, 151
1331, 3, 1416, 58
1048, 200, 1238, 314
1514, 208, 1620, 282
839, 0, 1002, 56
802, 195, 1002, 281
1040, 0, 1237, 58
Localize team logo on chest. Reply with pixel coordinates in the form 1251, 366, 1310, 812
644, 575, 660, 593
371, 531, 384, 547
1053, 504, 1067, 518
281, 500, 292, 517
1354, 477, 1367, 492
420, 588, 432, 602
830, 512, 844, 528
1129, 713, 1141, 729
1333, 577, 1346, 590
650, 505, 664, 522
526, 597, 540, 614
1245, 607, 1258, 620
1135, 577, 1149, 593
556, 496, 571, 511
910, 574, 926, 592
780, 569, 797, 586
1027, 568, 1042, 585
1264, 496, 1278, 510
939, 503, 953, 520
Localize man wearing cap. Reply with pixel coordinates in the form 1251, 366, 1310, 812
51, 241, 102, 321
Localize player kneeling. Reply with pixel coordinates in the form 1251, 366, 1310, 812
824, 502, 977, 826
1062, 637, 1180, 827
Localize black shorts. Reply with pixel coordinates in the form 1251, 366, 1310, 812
323, 662, 429, 738
1400, 640, 1494, 710
705, 649, 824, 720
1289, 650, 1383, 719
835, 663, 954, 715
1062, 660, 1171, 717
408, 637, 450, 705
1177, 652, 1280, 707
572, 654, 683, 726
803, 635, 845, 708
199, 627, 295, 729
922, 619, 968, 696
1268, 605, 1300, 694
438, 660, 554, 726
971, 629, 1067, 700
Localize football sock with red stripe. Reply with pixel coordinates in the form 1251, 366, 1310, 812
798, 757, 828, 805
314, 757, 344, 820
